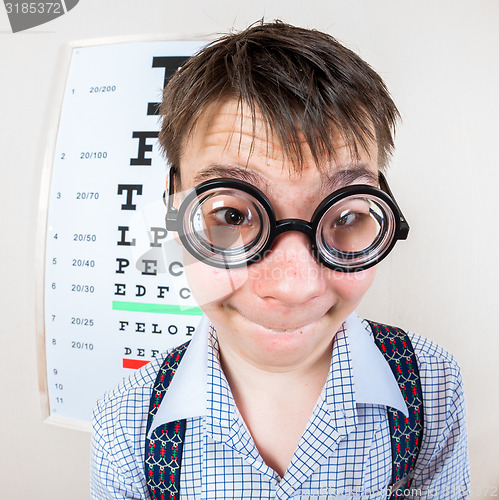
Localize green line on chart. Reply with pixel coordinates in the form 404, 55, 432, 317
112, 301, 203, 315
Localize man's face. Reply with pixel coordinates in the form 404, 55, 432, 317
176, 99, 378, 369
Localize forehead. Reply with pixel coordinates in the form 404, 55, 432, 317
179, 99, 379, 189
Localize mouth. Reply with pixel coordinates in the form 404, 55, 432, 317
230, 305, 329, 334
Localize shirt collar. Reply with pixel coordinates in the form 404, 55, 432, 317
346, 313, 408, 417
149, 312, 408, 436
147, 315, 209, 438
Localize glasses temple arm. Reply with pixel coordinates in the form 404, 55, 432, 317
378, 172, 410, 240
165, 166, 179, 231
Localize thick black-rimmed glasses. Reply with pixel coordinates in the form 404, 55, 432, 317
165, 168, 409, 272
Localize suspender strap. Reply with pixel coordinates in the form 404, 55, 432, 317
368, 321, 424, 499
144, 341, 190, 500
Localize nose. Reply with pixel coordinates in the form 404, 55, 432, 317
249, 231, 327, 306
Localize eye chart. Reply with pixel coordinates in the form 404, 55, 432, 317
38, 38, 207, 428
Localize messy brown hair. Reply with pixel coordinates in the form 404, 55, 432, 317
159, 21, 399, 184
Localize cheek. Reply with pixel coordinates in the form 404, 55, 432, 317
183, 251, 249, 307
327, 267, 377, 302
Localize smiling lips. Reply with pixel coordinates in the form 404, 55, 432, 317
234, 306, 331, 333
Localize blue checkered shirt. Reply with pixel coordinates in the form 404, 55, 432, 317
91, 314, 469, 499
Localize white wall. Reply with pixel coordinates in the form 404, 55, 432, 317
1, 0, 498, 498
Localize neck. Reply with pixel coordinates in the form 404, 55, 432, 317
214, 334, 334, 478
217, 334, 333, 408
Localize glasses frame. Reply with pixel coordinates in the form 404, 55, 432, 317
165, 167, 409, 272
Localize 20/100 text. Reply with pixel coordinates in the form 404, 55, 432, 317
80, 152, 107, 159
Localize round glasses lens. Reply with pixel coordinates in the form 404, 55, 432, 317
316, 195, 396, 268
182, 187, 271, 266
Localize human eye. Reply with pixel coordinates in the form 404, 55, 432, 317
210, 206, 249, 226
200, 194, 255, 230
333, 211, 363, 229
320, 197, 380, 253
332, 199, 371, 230
197, 193, 260, 249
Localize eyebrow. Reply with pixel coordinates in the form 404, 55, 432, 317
193, 164, 269, 189
192, 163, 378, 193
321, 164, 378, 192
